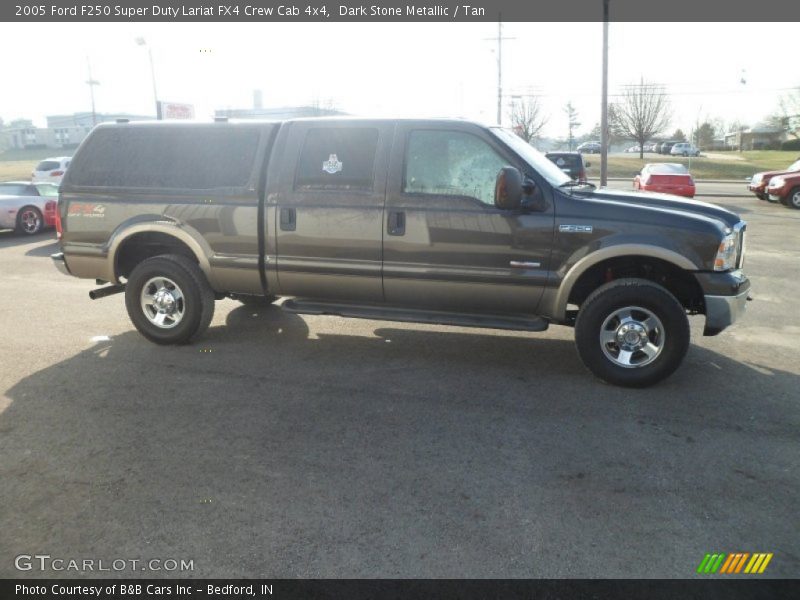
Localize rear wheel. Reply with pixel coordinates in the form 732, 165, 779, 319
574, 278, 690, 387
125, 254, 215, 344
16, 206, 43, 235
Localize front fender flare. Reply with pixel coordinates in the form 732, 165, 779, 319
549, 244, 698, 321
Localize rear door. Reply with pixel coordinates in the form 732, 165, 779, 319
271, 121, 392, 302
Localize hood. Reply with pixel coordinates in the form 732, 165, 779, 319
582, 188, 742, 229
758, 168, 800, 181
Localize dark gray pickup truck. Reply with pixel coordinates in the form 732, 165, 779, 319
52, 118, 750, 387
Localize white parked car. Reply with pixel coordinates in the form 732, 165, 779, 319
31, 156, 71, 184
0, 181, 59, 235
670, 143, 700, 157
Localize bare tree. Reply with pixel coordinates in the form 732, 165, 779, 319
510, 96, 548, 143
609, 79, 671, 159
773, 87, 800, 140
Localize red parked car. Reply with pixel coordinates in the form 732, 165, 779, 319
633, 163, 695, 198
748, 157, 800, 201
766, 171, 800, 208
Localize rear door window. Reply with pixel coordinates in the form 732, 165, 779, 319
295, 128, 379, 191
68, 126, 262, 189
36, 161, 60, 172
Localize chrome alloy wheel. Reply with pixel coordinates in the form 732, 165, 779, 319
599, 306, 665, 368
140, 277, 185, 329
19, 208, 42, 234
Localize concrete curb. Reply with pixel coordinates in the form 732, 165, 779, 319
600, 178, 749, 184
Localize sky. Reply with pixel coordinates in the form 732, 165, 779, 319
0, 21, 796, 138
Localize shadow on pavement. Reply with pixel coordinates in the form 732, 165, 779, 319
0, 229, 56, 249
2, 305, 799, 578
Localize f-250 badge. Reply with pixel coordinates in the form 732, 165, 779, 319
322, 154, 343, 174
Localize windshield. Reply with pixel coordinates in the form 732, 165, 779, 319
490, 128, 572, 186
34, 183, 59, 197
788, 159, 800, 172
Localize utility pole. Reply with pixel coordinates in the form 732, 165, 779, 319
600, 0, 610, 187
484, 19, 514, 126
136, 37, 161, 119
85, 57, 100, 126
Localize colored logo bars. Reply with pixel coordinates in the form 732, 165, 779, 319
697, 553, 773, 574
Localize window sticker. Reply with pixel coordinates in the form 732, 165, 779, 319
323, 154, 343, 174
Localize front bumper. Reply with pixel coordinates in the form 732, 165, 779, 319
697, 271, 751, 336
51, 252, 71, 276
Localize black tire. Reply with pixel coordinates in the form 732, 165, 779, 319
125, 254, 215, 345
756, 193, 767, 201
786, 187, 800, 209
574, 278, 690, 388
231, 293, 278, 306
16, 205, 43, 235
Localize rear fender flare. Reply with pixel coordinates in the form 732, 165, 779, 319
106, 218, 216, 287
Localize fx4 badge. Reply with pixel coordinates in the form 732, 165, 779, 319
559, 224, 593, 233
322, 154, 343, 174
67, 203, 106, 218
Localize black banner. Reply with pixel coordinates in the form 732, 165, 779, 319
3, 579, 800, 600
4, 0, 800, 22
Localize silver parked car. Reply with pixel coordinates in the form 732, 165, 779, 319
670, 143, 701, 157
0, 181, 59, 235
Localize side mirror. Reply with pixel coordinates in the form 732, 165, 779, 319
495, 166, 523, 210
585, 161, 591, 168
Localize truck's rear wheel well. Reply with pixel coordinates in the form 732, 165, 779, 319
115, 232, 199, 280
567, 256, 705, 316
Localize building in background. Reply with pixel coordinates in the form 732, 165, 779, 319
214, 90, 347, 121
2, 112, 153, 151
724, 123, 787, 151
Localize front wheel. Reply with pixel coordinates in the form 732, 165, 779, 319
574, 278, 690, 387
787, 187, 800, 209
125, 254, 215, 344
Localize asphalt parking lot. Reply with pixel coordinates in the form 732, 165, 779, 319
0, 195, 798, 579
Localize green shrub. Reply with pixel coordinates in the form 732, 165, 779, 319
781, 138, 800, 151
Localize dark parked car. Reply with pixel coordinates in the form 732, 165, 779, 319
545, 151, 589, 183
766, 171, 800, 208
748, 157, 800, 201
52, 119, 750, 387
577, 141, 602, 154
658, 141, 680, 155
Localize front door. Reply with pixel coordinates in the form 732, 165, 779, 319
382, 124, 554, 315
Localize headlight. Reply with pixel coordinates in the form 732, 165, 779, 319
769, 176, 785, 189
714, 231, 738, 271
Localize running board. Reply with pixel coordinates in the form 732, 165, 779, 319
281, 299, 549, 332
